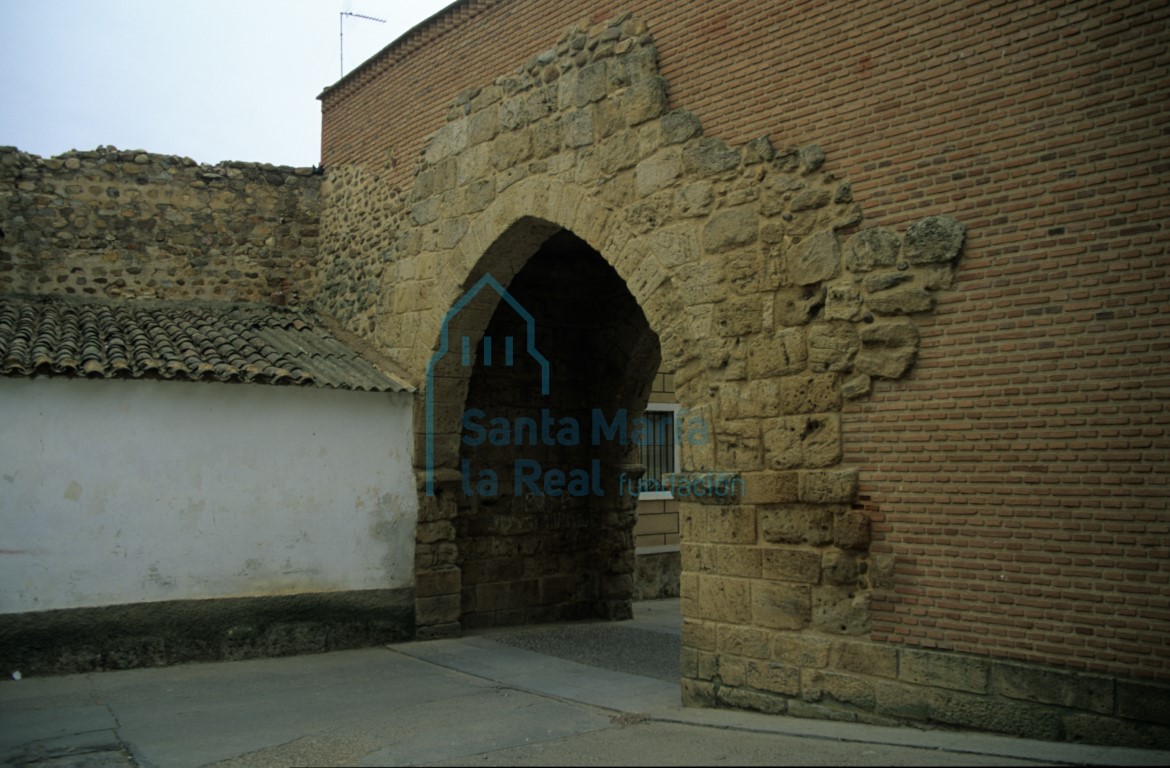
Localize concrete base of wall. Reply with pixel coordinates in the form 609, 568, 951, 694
635, 547, 681, 601
0, 588, 415, 676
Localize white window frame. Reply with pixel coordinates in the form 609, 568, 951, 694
637, 403, 681, 501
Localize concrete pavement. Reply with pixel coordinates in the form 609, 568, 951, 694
2, 599, 1167, 767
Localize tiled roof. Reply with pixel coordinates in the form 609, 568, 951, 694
0, 295, 410, 392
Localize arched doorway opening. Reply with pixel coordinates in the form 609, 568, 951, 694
452, 228, 661, 629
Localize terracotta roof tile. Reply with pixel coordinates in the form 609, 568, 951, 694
0, 295, 409, 392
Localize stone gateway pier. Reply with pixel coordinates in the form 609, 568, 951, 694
2, 0, 1168, 749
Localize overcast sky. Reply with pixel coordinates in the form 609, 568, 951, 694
0, 0, 455, 167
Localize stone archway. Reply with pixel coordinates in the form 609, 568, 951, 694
345, 14, 966, 711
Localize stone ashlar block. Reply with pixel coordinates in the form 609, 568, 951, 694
738, 470, 799, 505
759, 503, 835, 546
1062, 713, 1170, 749
681, 619, 717, 651
762, 414, 842, 470
748, 327, 807, 380
798, 468, 858, 504
761, 546, 822, 584
635, 148, 682, 198
803, 669, 876, 709
750, 581, 811, 630
811, 586, 870, 635
1117, 678, 1170, 726
660, 108, 702, 145
926, 687, 1063, 742
830, 640, 898, 679
807, 322, 859, 374
717, 625, 772, 659
780, 371, 841, 415
899, 648, 989, 694
990, 661, 1114, 715
415, 594, 460, 627
415, 568, 461, 598
620, 76, 668, 126
696, 574, 752, 624
772, 633, 831, 668
746, 660, 802, 696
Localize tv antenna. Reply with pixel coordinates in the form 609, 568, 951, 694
340, 11, 386, 78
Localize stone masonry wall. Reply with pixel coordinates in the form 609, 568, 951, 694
317, 1, 1170, 747
0, 146, 321, 304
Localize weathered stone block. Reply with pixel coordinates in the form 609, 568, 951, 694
415, 594, 460, 627
840, 373, 871, 400
798, 468, 858, 504
773, 285, 824, 327
1062, 713, 1170, 749
807, 322, 860, 373
824, 281, 862, 321
746, 659, 802, 695
714, 544, 762, 578
702, 505, 758, 544
759, 503, 834, 545
702, 206, 758, 253
900, 648, 989, 694
739, 470, 799, 505
683, 137, 741, 176
780, 372, 841, 415
927, 688, 1062, 741
751, 581, 811, 630
713, 295, 762, 336
744, 136, 775, 164
990, 661, 1114, 715
681, 618, 717, 651
762, 414, 842, 469
811, 586, 870, 635
561, 108, 595, 148
635, 148, 681, 198
621, 76, 668, 126
681, 677, 717, 707
660, 109, 702, 145
833, 509, 870, 550
748, 328, 807, 380
902, 215, 965, 265
674, 181, 713, 217
789, 188, 831, 212
865, 286, 934, 316
717, 625, 771, 659
761, 546, 822, 583
843, 227, 900, 272
1117, 678, 1170, 726
415, 568, 461, 598
862, 270, 913, 293
790, 231, 841, 286
773, 634, 831, 668
821, 549, 859, 586
831, 640, 898, 679
716, 686, 788, 714
696, 574, 752, 623
803, 669, 876, 709
874, 681, 931, 720
799, 144, 826, 174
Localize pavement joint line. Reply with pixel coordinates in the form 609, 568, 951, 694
380, 643, 1170, 767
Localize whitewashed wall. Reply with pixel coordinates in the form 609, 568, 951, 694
0, 377, 417, 614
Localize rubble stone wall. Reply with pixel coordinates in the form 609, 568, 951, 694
0, 147, 321, 304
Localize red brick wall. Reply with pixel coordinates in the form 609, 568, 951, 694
321, 0, 1170, 681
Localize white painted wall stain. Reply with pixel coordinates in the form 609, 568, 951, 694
0, 378, 418, 613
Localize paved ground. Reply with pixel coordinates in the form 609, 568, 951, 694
2, 599, 1168, 767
